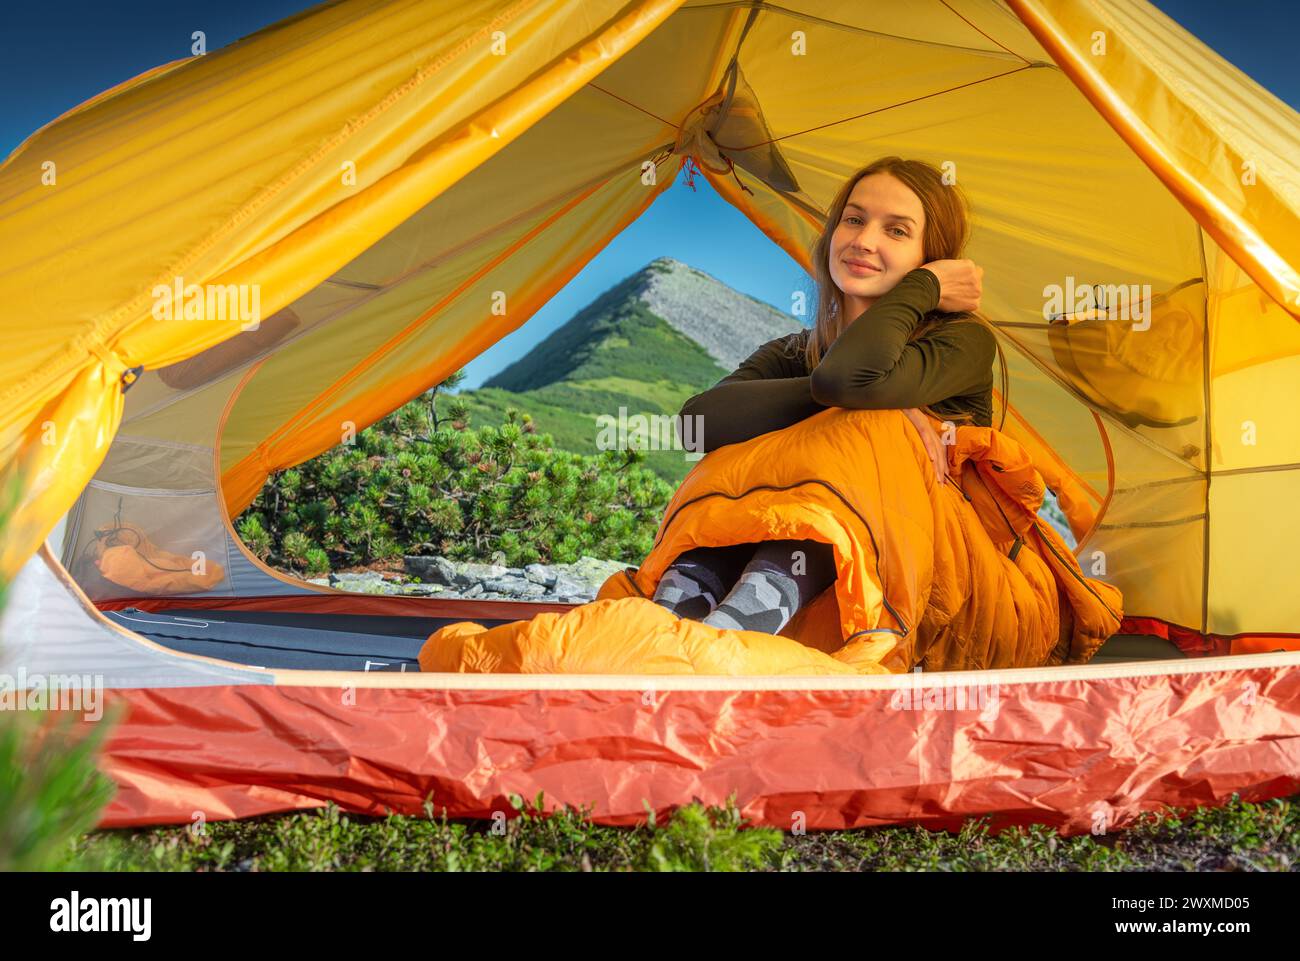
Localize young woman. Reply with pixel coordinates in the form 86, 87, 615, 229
654, 156, 1008, 635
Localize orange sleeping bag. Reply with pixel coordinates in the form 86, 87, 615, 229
90, 522, 226, 595
418, 407, 1123, 675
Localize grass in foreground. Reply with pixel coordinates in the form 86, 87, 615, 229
72, 792, 1299, 872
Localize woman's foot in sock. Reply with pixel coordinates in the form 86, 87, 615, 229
700, 539, 837, 635
701, 564, 802, 635
651, 567, 720, 620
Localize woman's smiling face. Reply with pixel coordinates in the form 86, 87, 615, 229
829, 173, 927, 320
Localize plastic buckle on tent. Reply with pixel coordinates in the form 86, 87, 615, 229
87, 340, 139, 391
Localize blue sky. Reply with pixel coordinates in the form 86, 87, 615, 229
3, 1, 1296, 388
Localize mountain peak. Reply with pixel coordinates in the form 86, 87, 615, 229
482, 258, 806, 392
632, 258, 804, 370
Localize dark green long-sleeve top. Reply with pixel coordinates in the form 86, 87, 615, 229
678, 267, 996, 454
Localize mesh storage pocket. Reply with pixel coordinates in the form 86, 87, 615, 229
67, 481, 234, 600
63, 438, 234, 601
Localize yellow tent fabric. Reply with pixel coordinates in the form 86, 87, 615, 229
0, 0, 683, 576
2, 0, 1298, 644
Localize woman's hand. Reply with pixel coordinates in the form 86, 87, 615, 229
920, 258, 983, 313
902, 408, 949, 485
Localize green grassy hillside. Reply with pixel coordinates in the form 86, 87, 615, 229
451, 380, 708, 487
455, 290, 733, 485
483, 278, 728, 394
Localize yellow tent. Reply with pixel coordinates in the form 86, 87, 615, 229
1, 0, 1299, 830
5, 0, 1298, 639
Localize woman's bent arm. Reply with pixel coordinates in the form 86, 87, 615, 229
810, 267, 994, 410
678, 376, 826, 454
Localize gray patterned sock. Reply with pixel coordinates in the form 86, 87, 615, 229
701, 539, 836, 635
701, 563, 801, 634
652, 566, 724, 620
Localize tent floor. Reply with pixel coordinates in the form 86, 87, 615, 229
1090, 633, 1187, 663
104, 606, 1186, 673
104, 607, 517, 672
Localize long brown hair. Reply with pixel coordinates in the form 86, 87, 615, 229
795, 156, 1008, 428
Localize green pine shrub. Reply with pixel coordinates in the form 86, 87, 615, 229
235, 381, 675, 572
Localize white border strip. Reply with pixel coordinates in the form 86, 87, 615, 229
265, 647, 1300, 690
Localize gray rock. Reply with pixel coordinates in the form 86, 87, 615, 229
313, 555, 639, 603
330, 571, 391, 595
400, 583, 444, 596
403, 555, 458, 586
524, 563, 557, 588
482, 577, 547, 599
481, 574, 527, 591
455, 561, 508, 588
566, 555, 630, 591
551, 573, 587, 598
